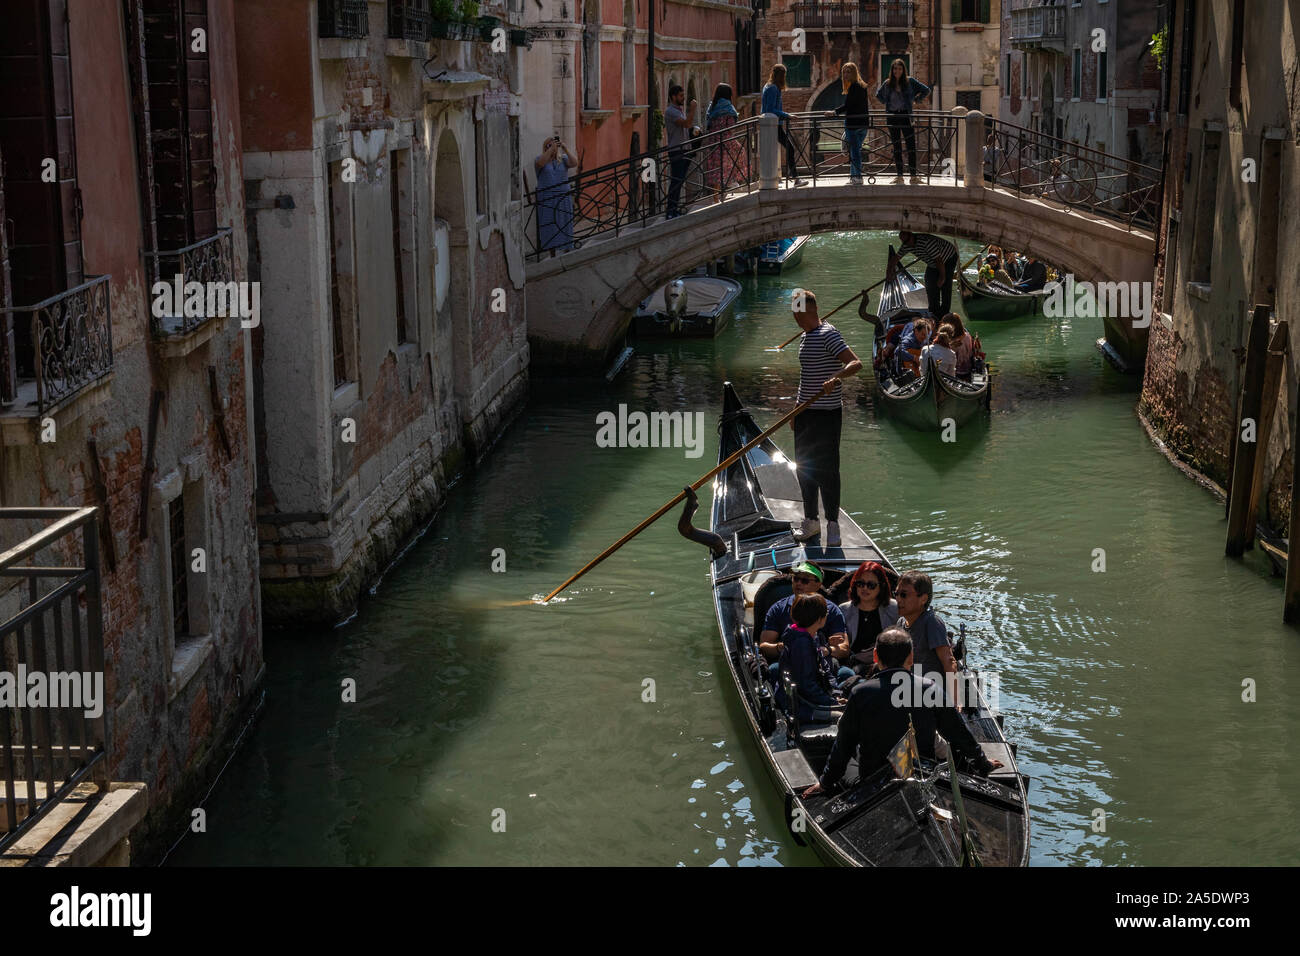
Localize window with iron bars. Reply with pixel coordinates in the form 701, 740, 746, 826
320, 0, 370, 38
389, 0, 431, 40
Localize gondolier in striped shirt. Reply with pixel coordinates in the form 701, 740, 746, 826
792, 289, 862, 548
893, 230, 958, 318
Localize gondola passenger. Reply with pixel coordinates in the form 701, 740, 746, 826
923, 327, 958, 377
839, 561, 899, 675
774, 593, 847, 722
800, 628, 1001, 797
893, 316, 932, 377
894, 570, 958, 696
941, 313, 977, 379
759, 561, 853, 681
1016, 255, 1048, 292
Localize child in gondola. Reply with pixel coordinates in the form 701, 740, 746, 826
775, 593, 846, 722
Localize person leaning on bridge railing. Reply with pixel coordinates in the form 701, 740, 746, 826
823, 62, 871, 185
664, 84, 699, 219
875, 59, 930, 184
762, 64, 807, 187
534, 136, 578, 253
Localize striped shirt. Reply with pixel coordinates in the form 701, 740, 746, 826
798, 322, 849, 409
899, 233, 957, 266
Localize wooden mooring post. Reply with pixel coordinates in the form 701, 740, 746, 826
1226, 306, 1275, 556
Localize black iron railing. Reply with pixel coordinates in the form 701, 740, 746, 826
524, 118, 760, 259
0, 507, 107, 855
388, 0, 431, 39
784, 110, 958, 184
982, 119, 1160, 228
522, 109, 1157, 262
319, 0, 370, 38
144, 228, 236, 339
0, 275, 114, 414
792, 1, 915, 30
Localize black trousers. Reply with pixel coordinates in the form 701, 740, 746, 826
792, 407, 842, 521
925, 254, 957, 318
778, 125, 799, 177
666, 150, 689, 215
887, 114, 917, 175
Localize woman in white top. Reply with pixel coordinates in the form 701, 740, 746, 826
921, 328, 957, 377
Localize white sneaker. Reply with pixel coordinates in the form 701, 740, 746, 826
849, 176, 863, 185
792, 518, 820, 541
825, 521, 841, 547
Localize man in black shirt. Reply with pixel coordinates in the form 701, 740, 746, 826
1015, 255, 1049, 292
895, 230, 959, 318
801, 627, 1001, 796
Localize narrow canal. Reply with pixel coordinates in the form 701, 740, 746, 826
170, 231, 1300, 867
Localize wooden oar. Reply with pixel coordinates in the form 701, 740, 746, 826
764, 258, 919, 352
540, 392, 824, 603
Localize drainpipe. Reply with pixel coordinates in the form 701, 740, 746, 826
931, 0, 940, 108
647, 0, 657, 150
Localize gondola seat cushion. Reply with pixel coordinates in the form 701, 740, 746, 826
796, 722, 840, 764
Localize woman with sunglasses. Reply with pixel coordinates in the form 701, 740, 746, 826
839, 561, 899, 675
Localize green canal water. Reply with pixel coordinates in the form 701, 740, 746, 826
170, 232, 1300, 867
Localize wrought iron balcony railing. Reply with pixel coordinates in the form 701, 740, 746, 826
1008, 4, 1065, 46
0, 275, 114, 414
0, 507, 108, 855
319, 0, 370, 38
792, 1, 915, 31
144, 228, 235, 340
389, 0, 431, 40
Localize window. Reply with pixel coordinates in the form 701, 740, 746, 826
582, 0, 601, 109
168, 495, 190, 640
0, 0, 84, 395
1189, 128, 1222, 286
475, 120, 487, 215
784, 54, 812, 88
389, 150, 410, 346
1004, 54, 1011, 94
622, 0, 635, 105
1072, 48, 1082, 99
956, 90, 982, 111
326, 160, 357, 387
134, 0, 217, 250
952, 0, 990, 24
1022, 54, 1029, 96
735, 16, 761, 96
1097, 51, 1108, 102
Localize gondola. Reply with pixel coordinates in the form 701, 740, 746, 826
872, 255, 991, 431
700, 382, 1030, 866
957, 267, 1054, 322
633, 275, 741, 338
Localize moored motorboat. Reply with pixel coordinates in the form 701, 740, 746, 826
633, 275, 742, 337
756, 235, 810, 275
873, 257, 991, 431
699, 381, 1030, 866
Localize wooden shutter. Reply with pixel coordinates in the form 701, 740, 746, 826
950, 0, 962, 23
980, 0, 990, 24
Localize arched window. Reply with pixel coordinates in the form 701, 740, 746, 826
622, 0, 635, 106
583, 0, 601, 109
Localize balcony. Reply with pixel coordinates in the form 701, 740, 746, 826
1009, 3, 1066, 49
0, 508, 111, 856
144, 228, 236, 350
792, 1, 915, 30
0, 275, 114, 416
319, 0, 370, 38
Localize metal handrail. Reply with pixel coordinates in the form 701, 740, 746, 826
0, 507, 107, 855
144, 227, 235, 339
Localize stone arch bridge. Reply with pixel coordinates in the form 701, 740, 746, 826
525, 112, 1157, 373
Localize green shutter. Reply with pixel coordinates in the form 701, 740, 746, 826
951, 0, 962, 23
980, 0, 990, 23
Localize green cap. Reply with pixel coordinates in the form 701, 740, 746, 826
792, 561, 823, 582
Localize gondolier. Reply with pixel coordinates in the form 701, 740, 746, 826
894, 230, 958, 318
792, 290, 861, 547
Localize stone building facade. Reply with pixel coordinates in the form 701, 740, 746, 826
236, 0, 530, 625
1140, 0, 1295, 533
756, 0, 936, 114
1000, 0, 1161, 166
521, 0, 759, 177
0, 0, 264, 859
